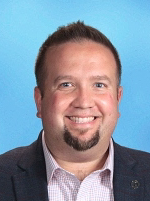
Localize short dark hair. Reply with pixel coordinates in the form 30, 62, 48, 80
35, 21, 121, 92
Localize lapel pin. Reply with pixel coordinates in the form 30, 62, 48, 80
131, 180, 140, 189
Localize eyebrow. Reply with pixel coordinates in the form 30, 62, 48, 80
54, 75, 74, 84
90, 75, 112, 83
54, 75, 111, 84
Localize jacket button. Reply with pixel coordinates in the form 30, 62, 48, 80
131, 180, 140, 189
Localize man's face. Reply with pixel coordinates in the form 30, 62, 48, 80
35, 40, 122, 153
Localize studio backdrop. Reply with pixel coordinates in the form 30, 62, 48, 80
0, 0, 150, 154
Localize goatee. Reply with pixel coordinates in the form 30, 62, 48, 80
63, 126, 100, 151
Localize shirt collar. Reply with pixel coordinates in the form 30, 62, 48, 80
42, 132, 60, 182
42, 131, 114, 188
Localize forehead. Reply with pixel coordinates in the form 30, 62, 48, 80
45, 40, 117, 77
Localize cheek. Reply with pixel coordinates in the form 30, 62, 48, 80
42, 93, 71, 121
51, 93, 71, 112
97, 93, 118, 114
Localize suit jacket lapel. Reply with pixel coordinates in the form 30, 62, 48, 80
12, 132, 49, 201
113, 142, 144, 201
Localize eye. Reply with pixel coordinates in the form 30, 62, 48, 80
58, 82, 74, 90
95, 83, 105, 88
60, 82, 72, 87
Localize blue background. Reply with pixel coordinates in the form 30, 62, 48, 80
0, 0, 150, 154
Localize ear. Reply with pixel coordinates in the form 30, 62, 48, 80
34, 87, 42, 118
117, 86, 123, 118
117, 86, 123, 103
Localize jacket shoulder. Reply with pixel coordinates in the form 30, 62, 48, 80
114, 142, 150, 170
0, 141, 37, 175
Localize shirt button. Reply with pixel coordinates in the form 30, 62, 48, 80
131, 180, 140, 189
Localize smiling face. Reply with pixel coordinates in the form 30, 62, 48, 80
34, 40, 122, 156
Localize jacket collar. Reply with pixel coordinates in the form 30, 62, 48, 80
13, 131, 49, 201
113, 142, 144, 201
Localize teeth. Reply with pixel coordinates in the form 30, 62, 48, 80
69, 117, 95, 123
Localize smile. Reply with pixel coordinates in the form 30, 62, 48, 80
68, 117, 96, 123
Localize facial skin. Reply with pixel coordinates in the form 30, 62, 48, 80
34, 40, 123, 163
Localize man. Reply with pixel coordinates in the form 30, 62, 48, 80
0, 21, 150, 201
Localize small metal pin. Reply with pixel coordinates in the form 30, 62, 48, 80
131, 180, 140, 189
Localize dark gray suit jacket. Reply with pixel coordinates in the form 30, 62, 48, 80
1, 132, 150, 201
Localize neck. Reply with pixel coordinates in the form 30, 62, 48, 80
44, 132, 111, 180
53, 148, 109, 181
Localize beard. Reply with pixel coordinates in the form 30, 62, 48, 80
63, 126, 100, 151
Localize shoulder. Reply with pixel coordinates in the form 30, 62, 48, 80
0, 141, 37, 175
0, 132, 43, 175
114, 142, 150, 171
114, 142, 150, 159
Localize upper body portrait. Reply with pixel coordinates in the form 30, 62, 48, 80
1, 21, 150, 201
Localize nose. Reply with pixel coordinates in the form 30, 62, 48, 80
71, 87, 95, 109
